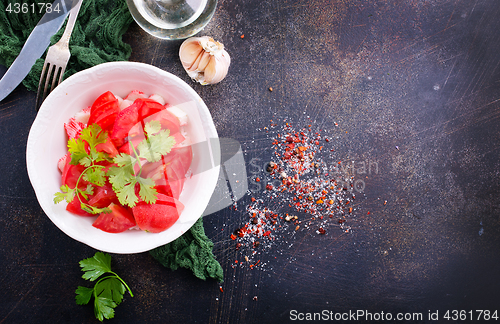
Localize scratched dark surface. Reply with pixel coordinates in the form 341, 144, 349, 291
1, 0, 500, 323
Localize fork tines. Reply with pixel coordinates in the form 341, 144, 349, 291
35, 61, 66, 110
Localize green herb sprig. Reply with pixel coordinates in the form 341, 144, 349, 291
53, 124, 112, 214
54, 121, 176, 212
75, 252, 133, 321
107, 120, 175, 207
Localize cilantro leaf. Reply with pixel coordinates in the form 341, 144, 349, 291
113, 152, 137, 168
53, 185, 75, 204
137, 177, 157, 204
79, 252, 112, 281
68, 138, 88, 165
114, 181, 139, 207
75, 286, 93, 305
137, 129, 175, 163
83, 166, 107, 186
80, 124, 107, 150
81, 204, 112, 215
144, 120, 161, 136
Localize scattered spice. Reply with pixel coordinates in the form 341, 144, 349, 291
231, 121, 359, 269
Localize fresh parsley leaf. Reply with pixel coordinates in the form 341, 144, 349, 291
75, 286, 93, 305
94, 296, 116, 321
80, 252, 112, 281
76, 252, 133, 322
95, 277, 126, 305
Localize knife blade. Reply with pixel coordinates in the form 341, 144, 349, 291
0, 0, 73, 102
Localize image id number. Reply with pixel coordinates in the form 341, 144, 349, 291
444, 310, 498, 321
5, 2, 61, 14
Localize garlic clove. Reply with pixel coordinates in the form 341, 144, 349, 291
179, 36, 231, 85
179, 41, 204, 69
196, 51, 212, 72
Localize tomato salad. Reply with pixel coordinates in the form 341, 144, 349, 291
54, 90, 193, 234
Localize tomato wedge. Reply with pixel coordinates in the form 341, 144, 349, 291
95, 137, 119, 157
87, 91, 120, 131
92, 203, 136, 233
66, 193, 94, 217
111, 101, 140, 141
88, 99, 120, 131
61, 153, 87, 189
90, 91, 116, 111
132, 195, 184, 233
138, 98, 165, 120
157, 109, 180, 134
87, 181, 119, 208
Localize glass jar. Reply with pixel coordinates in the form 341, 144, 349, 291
126, 0, 217, 40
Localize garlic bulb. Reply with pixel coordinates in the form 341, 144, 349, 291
179, 36, 231, 85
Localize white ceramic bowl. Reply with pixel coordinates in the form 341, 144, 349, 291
26, 61, 219, 254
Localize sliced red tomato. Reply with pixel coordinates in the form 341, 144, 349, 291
88, 99, 120, 131
87, 181, 119, 208
162, 146, 193, 177
92, 203, 136, 233
95, 137, 119, 157
165, 166, 185, 199
61, 154, 87, 189
154, 183, 174, 198
138, 98, 165, 120
111, 101, 140, 141
144, 156, 186, 199
90, 91, 116, 111
157, 109, 180, 134
132, 196, 184, 233
66, 193, 94, 217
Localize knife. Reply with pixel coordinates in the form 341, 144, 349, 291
0, 0, 74, 102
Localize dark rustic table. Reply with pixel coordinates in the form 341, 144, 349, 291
1, 0, 500, 323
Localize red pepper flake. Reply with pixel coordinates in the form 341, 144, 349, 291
230, 234, 236, 240
318, 227, 326, 235
251, 197, 256, 202
255, 177, 261, 182
240, 34, 245, 38
266, 184, 273, 190
367, 211, 370, 215
219, 286, 224, 292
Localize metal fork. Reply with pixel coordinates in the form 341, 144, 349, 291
35, 0, 83, 110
